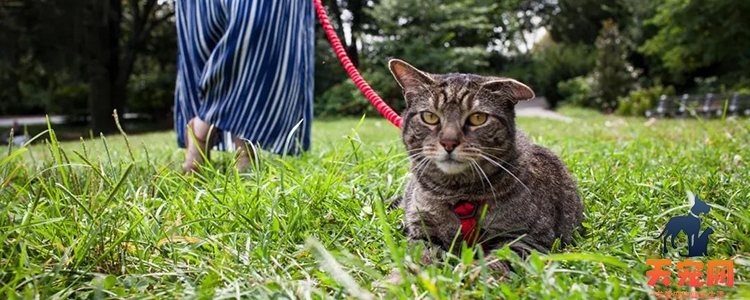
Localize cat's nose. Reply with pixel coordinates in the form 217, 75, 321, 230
440, 138, 459, 152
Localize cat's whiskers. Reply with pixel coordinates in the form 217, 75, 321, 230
391, 154, 423, 169
405, 147, 428, 154
468, 160, 485, 190
477, 150, 522, 172
469, 158, 497, 201
466, 157, 508, 246
413, 154, 435, 180
407, 149, 430, 174
389, 147, 425, 161
478, 146, 508, 152
412, 160, 430, 180
479, 153, 530, 192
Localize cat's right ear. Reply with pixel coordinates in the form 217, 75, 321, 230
388, 59, 435, 93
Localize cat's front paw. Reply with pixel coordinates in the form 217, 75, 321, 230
384, 268, 404, 285
372, 268, 403, 290
471, 254, 511, 282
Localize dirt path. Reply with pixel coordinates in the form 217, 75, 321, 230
515, 97, 573, 122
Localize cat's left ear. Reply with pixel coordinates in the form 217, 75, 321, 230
481, 79, 535, 104
388, 59, 435, 92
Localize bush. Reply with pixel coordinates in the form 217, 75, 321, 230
314, 70, 408, 119
557, 76, 596, 107
529, 43, 596, 108
616, 85, 675, 116
12, 82, 54, 115
128, 70, 175, 118
49, 83, 89, 122
316, 81, 371, 118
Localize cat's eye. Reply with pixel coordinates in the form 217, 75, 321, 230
467, 113, 488, 126
420, 111, 440, 125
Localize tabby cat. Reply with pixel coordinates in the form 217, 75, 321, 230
387, 59, 584, 279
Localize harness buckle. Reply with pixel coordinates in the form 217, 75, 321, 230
452, 200, 479, 220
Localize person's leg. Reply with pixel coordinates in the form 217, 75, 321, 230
196, 0, 315, 158
232, 135, 255, 171
174, 0, 227, 173
183, 117, 218, 173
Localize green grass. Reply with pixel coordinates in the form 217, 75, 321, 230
1, 109, 749, 299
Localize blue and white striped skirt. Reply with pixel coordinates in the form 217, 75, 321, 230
174, 0, 314, 155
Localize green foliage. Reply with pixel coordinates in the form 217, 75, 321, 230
314, 70, 407, 118
616, 84, 675, 116
558, 76, 595, 107
640, 0, 750, 81
127, 69, 175, 117
314, 28, 349, 99
0, 0, 174, 134
49, 83, 90, 121
4, 0, 750, 119
315, 79, 374, 118
592, 20, 638, 112
12, 82, 51, 115
489, 0, 555, 55
529, 43, 597, 108
490, 53, 534, 83
732, 79, 750, 96
548, 0, 629, 45
367, 0, 495, 74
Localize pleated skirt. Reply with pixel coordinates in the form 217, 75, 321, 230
174, 0, 314, 155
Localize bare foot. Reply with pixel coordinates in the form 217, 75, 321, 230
232, 136, 255, 172
182, 117, 216, 174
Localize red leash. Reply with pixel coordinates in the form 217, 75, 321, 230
313, 0, 403, 129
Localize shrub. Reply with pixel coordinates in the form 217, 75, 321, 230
616, 85, 675, 116
316, 80, 372, 118
530, 43, 596, 108
315, 70, 406, 118
49, 83, 89, 122
127, 70, 175, 118
3, 82, 48, 115
557, 76, 596, 107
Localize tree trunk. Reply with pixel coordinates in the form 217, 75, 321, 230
347, 0, 364, 67
87, 0, 122, 134
326, 0, 359, 67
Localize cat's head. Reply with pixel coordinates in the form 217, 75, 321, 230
388, 59, 535, 176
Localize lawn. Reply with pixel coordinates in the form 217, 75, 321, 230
1, 108, 749, 299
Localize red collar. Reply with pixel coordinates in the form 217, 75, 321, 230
452, 200, 484, 248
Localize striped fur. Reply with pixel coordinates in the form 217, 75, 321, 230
387, 59, 583, 279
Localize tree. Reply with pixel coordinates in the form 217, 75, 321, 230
640, 0, 750, 85
85, 0, 175, 134
323, 0, 380, 67
361, 0, 498, 111
528, 42, 597, 108
0, 0, 175, 133
367, 0, 495, 74
547, 0, 628, 45
592, 20, 637, 112
491, 0, 555, 54
0, 0, 88, 115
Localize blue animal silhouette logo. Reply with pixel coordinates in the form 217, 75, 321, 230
655, 193, 713, 257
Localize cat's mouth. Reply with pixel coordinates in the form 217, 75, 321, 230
433, 157, 471, 175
